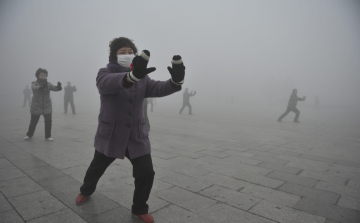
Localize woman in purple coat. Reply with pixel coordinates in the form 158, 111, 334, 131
76, 37, 185, 223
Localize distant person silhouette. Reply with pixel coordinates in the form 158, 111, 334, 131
24, 68, 62, 141
278, 89, 306, 123
179, 88, 196, 115
22, 85, 32, 107
64, 82, 77, 114
144, 98, 150, 132
314, 96, 320, 110
148, 98, 154, 112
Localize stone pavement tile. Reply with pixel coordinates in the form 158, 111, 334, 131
0, 177, 43, 198
335, 159, 360, 168
294, 197, 360, 223
267, 171, 319, 187
151, 149, 180, 160
8, 190, 67, 221
61, 165, 88, 182
198, 203, 277, 223
165, 163, 210, 178
155, 187, 216, 213
250, 155, 290, 165
248, 151, 279, 158
147, 195, 169, 213
233, 171, 284, 189
222, 150, 255, 157
97, 179, 134, 209
1, 151, 35, 162
0, 158, 13, 169
196, 150, 231, 158
57, 192, 120, 220
200, 185, 261, 210
159, 172, 212, 192
324, 219, 340, 223
103, 164, 133, 178
152, 204, 216, 223
86, 206, 142, 223
278, 182, 340, 204
199, 162, 272, 177
268, 147, 302, 157
337, 196, 360, 212
152, 156, 177, 168
0, 193, 13, 212
326, 168, 360, 181
24, 165, 66, 182
241, 183, 301, 207
299, 154, 338, 164
195, 155, 223, 165
11, 157, 48, 171
0, 210, 25, 223
0, 166, 26, 182
150, 179, 174, 194
315, 181, 360, 198
153, 166, 175, 179
27, 209, 87, 223
167, 156, 208, 167
222, 155, 263, 166
299, 170, 348, 185
280, 157, 332, 172
46, 158, 83, 170
250, 200, 326, 223
347, 179, 360, 188
257, 162, 302, 175
198, 172, 253, 190
37, 175, 82, 197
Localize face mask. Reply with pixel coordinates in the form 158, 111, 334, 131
117, 54, 135, 68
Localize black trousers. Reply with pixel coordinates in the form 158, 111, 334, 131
23, 97, 31, 107
179, 103, 192, 114
278, 107, 300, 122
80, 150, 155, 215
64, 98, 76, 114
26, 113, 52, 138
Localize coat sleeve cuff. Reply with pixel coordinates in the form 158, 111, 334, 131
122, 75, 134, 88
170, 81, 182, 90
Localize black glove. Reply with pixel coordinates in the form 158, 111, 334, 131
167, 55, 185, 85
57, 82, 62, 90
128, 50, 156, 83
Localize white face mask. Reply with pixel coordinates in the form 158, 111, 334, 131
117, 54, 135, 68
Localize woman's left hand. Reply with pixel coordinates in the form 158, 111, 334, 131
57, 82, 62, 90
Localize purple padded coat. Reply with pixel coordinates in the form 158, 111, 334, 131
94, 62, 181, 159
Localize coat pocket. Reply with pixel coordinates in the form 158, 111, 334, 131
97, 117, 115, 140
138, 118, 148, 139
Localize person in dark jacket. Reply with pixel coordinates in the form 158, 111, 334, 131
76, 37, 185, 223
24, 68, 62, 141
278, 89, 306, 123
64, 82, 77, 114
22, 85, 32, 107
147, 97, 154, 112
179, 88, 196, 115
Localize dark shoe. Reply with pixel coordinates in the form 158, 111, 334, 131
76, 193, 89, 205
277, 119, 282, 122
294, 120, 300, 123
189, 113, 193, 115
132, 213, 154, 223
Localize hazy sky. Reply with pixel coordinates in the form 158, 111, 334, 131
1, 0, 360, 110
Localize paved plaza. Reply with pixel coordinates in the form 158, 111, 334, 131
0, 103, 360, 223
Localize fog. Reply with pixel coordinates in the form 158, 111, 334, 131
1, 0, 360, 116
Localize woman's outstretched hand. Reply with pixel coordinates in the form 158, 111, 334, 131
168, 55, 185, 85
128, 50, 156, 83
57, 82, 62, 90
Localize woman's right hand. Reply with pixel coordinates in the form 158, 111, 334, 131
128, 50, 156, 83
